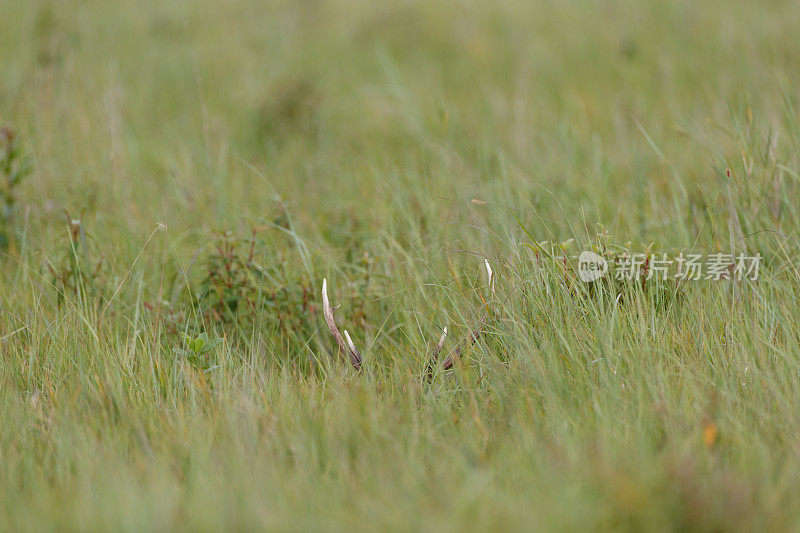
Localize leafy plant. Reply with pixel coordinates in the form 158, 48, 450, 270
175, 332, 222, 374
0, 125, 32, 250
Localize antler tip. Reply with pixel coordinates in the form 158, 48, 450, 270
344, 330, 357, 353
484, 259, 495, 296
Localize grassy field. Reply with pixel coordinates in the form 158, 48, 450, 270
2, 0, 800, 530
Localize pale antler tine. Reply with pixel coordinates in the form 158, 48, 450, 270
424, 326, 449, 382
441, 317, 486, 372
343, 330, 363, 370
321, 278, 347, 355
485, 259, 494, 297
436, 327, 448, 353
321, 278, 363, 371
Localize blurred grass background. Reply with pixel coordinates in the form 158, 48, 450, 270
2, 0, 800, 530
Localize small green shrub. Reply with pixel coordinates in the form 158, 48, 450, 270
152, 227, 320, 347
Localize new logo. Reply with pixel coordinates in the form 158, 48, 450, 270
578, 251, 608, 282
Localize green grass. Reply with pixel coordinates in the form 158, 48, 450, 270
2, 0, 800, 530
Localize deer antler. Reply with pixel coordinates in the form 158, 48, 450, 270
321, 260, 494, 378
321, 278, 363, 371
425, 259, 494, 382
